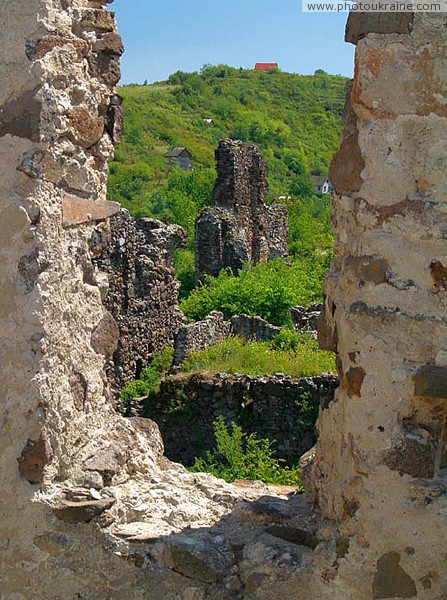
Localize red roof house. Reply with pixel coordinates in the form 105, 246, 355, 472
254, 62, 279, 71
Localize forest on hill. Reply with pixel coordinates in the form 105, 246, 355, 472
107, 65, 347, 315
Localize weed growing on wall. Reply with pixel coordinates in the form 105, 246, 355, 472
121, 346, 174, 409
189, 416, 304, 489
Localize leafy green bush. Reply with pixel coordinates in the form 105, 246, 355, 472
190, 416, 303, 488
180, 259, 326, 326
180, 335, 335, 377
173, 248, 196, 299
269, 328, 302, 352
120, 346, 174, 409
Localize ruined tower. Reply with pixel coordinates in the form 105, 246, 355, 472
195, 139, 289, 280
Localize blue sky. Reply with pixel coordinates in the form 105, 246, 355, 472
113, 0, 355, 84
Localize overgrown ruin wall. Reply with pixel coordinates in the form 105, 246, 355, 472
133, 372, 338, 466
93, 210, 187, 392
195, 139, 288, 280
2, 4, 447, 599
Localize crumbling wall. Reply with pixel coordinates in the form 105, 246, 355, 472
171, 311, 281, 371
132, 372, 338, 466
93, 210, 187, 391
3, 4, 447, 599
0, 2, 266, 598
195, 139, 288, 280
310, 12, 447, 599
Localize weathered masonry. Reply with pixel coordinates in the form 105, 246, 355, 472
195, 139, 288, 280
1, 3, 447, 599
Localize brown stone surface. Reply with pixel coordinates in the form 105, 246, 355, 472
383, 437, 436, 479
372, 552, 417, 599
329, 130, 364, 195
90, 310, 119, 358
414, 366, 447, 399
430, 261, 447, 291
94, 32, 124, 56
345, 12, 414, 45
329, 79, 364, 195
27, 35, 90, 61
68, 106, 104, 148
61, 193, 121, 226
340, 366, 366, 398
18, 433, 53, 484
80, 9, 116, 31
53, 499, 115, 524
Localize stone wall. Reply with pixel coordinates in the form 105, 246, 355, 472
308, 12, 447, 599
195, 139, 288, 280
3, 4, 447, 599
171, 311, 281, 371
291, 303, 322, 333
134, 372, 338, 466
93, 210, 187, 391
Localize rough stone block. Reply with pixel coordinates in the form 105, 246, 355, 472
346, 12, 413, 45
372, 552, 417, 599
91, 311, 119, 358
53, 499, 115, 524
26, 35, 90, 61
329, 131, 364, 195
162, 535, 233, 583
80, 9, 116, 31
414, 366, 447, 399
68, 106, 104, 148
61, 193, 121, 226
18, 433, 53, 484
383, 438, 436, 478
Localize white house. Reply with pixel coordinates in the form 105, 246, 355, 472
311, 175, 332, 195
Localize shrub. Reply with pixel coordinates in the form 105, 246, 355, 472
120, 346, 174, 409
180, 259, 325, 326
190, 417, 304, 489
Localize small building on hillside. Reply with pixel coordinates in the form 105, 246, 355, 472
165, 147, 192, 172
254, 62, 279, 71
311, 175, 332, 195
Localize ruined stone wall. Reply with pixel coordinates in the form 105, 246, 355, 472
171, 311, 281, 371
3, 4, 447, 599
310, 12, 447, 599
0, 3, 271, 598
93, 210, 187, 391
195, 139, 288, 280
133, 372, 338, 466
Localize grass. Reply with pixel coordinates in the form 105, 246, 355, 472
180, 333, 336, 377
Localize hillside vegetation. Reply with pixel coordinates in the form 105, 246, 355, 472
108, 65, 344, 310
108, 65, 346, 222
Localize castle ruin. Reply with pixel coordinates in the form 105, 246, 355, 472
1, 3, 446, 598
195, 139, 289, 280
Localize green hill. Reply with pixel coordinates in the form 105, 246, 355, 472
108, 65, 346, 218
107, 65, 346, 307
